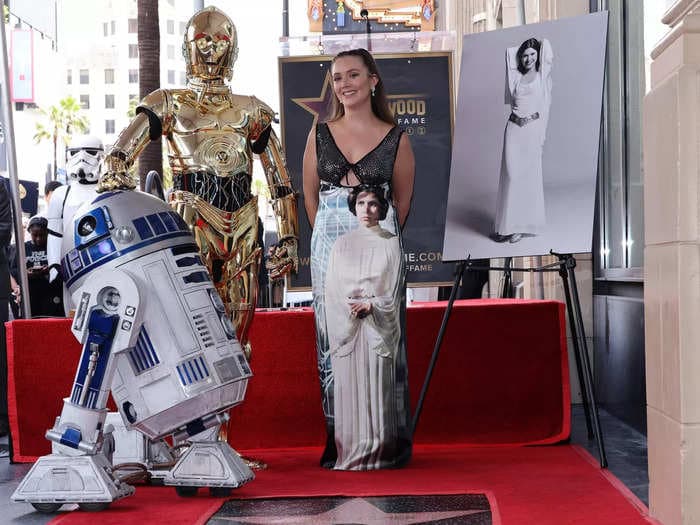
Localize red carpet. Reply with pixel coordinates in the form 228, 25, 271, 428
5, 300, 653, 524
47, 445, 659, 525
7, 300, 570, 461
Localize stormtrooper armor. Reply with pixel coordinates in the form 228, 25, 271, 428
12, 190, 254, 512
47, 135, 104, 310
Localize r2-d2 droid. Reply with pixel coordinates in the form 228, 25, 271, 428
13, 190, 254, 513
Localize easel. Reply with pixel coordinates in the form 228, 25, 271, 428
411, 252, 608, 468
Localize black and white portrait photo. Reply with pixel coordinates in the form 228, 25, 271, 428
442, 12, 608, 261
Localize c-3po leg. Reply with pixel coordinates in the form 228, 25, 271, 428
171, 194, 261, 359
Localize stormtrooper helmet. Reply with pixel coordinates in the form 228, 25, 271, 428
65, 135, 104, 184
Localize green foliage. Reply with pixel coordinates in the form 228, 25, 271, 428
127, 97, 138, 119
33, 96, 89, 177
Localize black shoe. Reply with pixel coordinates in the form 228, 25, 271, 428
319, 431, 337, 469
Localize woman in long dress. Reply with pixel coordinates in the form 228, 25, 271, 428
493, 37, 553, 244
302, 48, 415, 470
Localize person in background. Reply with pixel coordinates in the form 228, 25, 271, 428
43, 180, 63, 207
9, 216, 63, 317
0, 182, 12, 437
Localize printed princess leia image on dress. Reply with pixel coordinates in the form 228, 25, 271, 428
325, 185, 406, 470
311, 177, 411, 471
493, 37, 553, 244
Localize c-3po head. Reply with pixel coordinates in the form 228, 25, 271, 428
183, 6, 238, 83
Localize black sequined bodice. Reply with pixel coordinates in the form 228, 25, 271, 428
316, 122, 402, 187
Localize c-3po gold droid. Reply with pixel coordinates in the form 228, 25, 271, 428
99, 6, 298, 357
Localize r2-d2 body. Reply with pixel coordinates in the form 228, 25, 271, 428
13, 190, 254, 513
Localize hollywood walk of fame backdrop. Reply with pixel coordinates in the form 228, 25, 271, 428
279, 52, 454, 290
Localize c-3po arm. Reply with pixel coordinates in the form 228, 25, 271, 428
98, 91, 170, 193
252, 101, 299, 280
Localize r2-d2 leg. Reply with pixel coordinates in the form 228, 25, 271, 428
11, 271, 141, 512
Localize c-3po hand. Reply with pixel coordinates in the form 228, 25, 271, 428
265, 236, 298, 280
97, 156, 137, 193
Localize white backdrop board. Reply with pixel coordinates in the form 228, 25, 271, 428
442, 12, 608, 261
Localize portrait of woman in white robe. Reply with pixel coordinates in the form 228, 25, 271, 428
324, 185, 404, 470
493, 37, 553, 244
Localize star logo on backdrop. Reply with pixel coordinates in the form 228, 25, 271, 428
218, 497, 489, 524
292, 70, 335, 128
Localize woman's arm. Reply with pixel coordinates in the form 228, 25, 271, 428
540, 38, 553, 78
302, 126, 320, 229
392, 133, 415, 229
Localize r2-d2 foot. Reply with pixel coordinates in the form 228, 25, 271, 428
13, 190, 254, 512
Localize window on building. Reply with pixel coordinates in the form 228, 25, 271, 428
593, 0, 645, 274
103, 22, 108, 37
128, 18, 137, 33
105, 94, 115, 109
128, 69, 138, 83
111, 21, 116, 35
129, 93, 138, 102
79, 69, 89, 84
167, 44, 175, 60
80, 94, 90, 109
179, 21, 187, 34
167, 20, 175, 34
129, 44, 138, 59
179, 71, 186, 85
66, 69, 72, 84
167, 70, 175, 84
105, 120, 115, 134
104, 68, 115, 84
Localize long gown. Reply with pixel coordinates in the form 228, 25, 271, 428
311, 122, 412, 470
494, 39, 553, 237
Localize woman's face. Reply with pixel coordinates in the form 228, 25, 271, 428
520, 47, 538, 71
332, 55, 377, 108
355, 191, 381, 227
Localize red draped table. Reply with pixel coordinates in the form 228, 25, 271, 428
6, 299, 569, 462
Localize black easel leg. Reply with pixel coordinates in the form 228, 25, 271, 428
558, 265, 594, 439
568, 261, 607, 468
501, 257, 513, 298
411, 259, 467, 436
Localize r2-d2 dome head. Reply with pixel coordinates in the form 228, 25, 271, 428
65, 135, 104, 184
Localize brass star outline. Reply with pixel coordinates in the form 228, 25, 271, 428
220, 496, 489, 524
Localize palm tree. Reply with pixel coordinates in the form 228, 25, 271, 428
137, 0, 162, 190
33, 96, 89, 179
